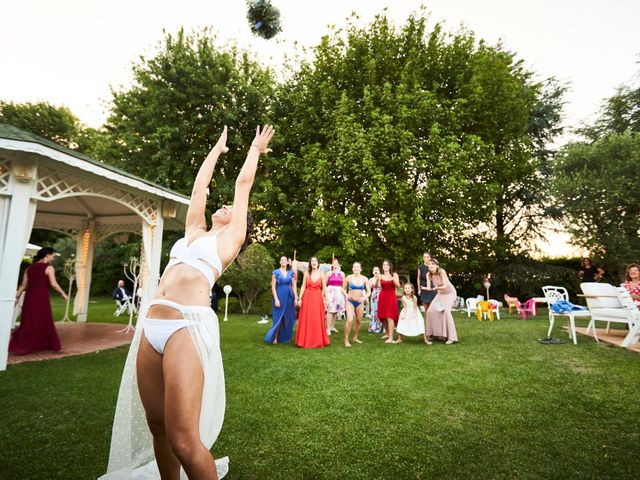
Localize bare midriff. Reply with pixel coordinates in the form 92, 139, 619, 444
147, 263, 216, 319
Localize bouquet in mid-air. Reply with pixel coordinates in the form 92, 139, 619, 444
246, 0, 282, 40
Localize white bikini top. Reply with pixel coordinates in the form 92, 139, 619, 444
165, 231, 225, 288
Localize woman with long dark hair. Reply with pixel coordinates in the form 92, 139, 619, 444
101, 125, 275, 480
9, 247, 67, 355
295, 257, 330, 348
265, 256, 297, 344
374, 259, 401, 344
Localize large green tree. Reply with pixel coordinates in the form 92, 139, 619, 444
262, 13, 563, 276
0, 100, 82, 148
552, 77, 640, 276
99, 28, 275, 208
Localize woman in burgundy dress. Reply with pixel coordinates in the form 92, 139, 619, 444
296, 257, 330, 348
9, 247, 68, 355
374, 259, 401, 343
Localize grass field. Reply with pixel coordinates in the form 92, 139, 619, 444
1, 298, 639, 479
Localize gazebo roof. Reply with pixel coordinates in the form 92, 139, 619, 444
0, 123, 189, 205
0, 123, 191, 233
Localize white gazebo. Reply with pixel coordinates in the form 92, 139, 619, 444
0, 124, 189, 371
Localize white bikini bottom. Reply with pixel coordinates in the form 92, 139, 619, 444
143, 318, 213, 354
100, 298, 228, 479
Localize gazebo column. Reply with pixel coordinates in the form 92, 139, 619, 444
73, 219, 95, 322
0, 158, 38, 371
140, 206, 165, 311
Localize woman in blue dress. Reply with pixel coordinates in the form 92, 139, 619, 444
265, 256, 298, 344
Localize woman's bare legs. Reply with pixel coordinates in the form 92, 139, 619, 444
137, 328, 218, 480
137, 336, 181, 480
385, 319, 396, 343
344, 304, 354, 347
327, 312, 338, 334
422, 305, 433, 344
353, 304, 364, 344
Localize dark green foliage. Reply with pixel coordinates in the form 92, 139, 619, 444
552, 75, 640, 276
263, 13, 564, 278
246, 0, 282, 40
99, 28, 274, 207
218, 243, 275, 313
0, 100, 82, 148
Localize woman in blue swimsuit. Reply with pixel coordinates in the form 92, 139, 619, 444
342, 262, 371, 347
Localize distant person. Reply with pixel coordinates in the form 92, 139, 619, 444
265, 256, 298, 344
425, 259, 458, 344
210, 288, 218, 312
578, 257, 605, 282
325, 258, 345, 335
296, 257, 330, 348
368, 266, 382, 333
112, 280, 133, 305
9, 247, 68, 355
396, 282, 427, 344
374, 259, 401, 343
342, 262, 370, 347
623, 263, 640, 308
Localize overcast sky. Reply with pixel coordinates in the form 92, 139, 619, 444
2, 0, 639, 256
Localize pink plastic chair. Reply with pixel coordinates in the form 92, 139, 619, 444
516, 298, 536, 320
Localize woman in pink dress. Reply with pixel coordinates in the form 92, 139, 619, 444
9, 247, 68, 355
296, 257, 330, 348
325, 258, 345, 335
425, 258, 458, 344
623, 263, 640, 308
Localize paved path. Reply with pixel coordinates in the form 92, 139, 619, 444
574, 326, 640, 353
8, 322, 134, 365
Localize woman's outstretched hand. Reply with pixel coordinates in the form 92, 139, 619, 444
251, 124, 275, 154
213, 126, 229, 154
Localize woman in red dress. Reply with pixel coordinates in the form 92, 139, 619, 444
9, 247, 68, 355
374, 259, 401, 344
295, 257, 330, 348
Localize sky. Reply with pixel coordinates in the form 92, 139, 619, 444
2, 0, 639, 256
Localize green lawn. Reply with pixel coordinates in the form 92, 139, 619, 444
1, 299, 639, 479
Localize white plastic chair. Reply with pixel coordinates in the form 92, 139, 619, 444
542, 285, 589, 344
488, 299, 501, 320
114, 298, 135, 317
466, 298, 478, 318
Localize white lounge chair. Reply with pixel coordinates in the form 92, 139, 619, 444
580, 282, 640, 347
542, 285, 591, 344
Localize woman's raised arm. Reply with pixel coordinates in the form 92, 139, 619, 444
219, 125, 274, 263
185, 126, 229, 236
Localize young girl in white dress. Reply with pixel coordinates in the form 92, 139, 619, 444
396, 283, 428, 343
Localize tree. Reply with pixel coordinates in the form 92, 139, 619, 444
552, 132, 640, 274
98, 28, 275, 208
552, 74, 640, 277
261, 12, 563, 276
218, 243, 274, 314
0, 100, 82, 148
